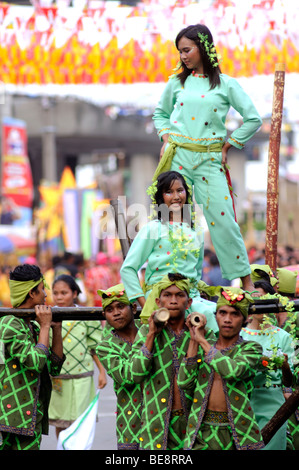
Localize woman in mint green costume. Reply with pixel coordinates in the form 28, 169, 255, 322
152, 24, 262, 294
120, 170, 218, 331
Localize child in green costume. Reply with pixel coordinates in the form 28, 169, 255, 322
275, 268, 299, 450
241, 296, 294, 450
120, 170, 218, 331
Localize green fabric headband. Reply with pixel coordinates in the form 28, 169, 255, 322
197, 280, 214, 299
216, 287, 254, 319
250, 264, 278, 287
9, 277, 48, 308
140, 274, 191, 324
156, 274, 191, 297
277, 268, 297, 294
97, 283, 130, 310
201, 285, 253, 319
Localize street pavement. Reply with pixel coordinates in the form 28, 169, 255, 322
40, 375, 117, 451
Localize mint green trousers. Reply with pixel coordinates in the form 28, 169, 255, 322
171, 147, 250, 281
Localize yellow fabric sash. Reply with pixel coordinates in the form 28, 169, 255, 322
152, 137, 224, 181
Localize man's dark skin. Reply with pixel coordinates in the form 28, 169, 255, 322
103, 300, 138, 344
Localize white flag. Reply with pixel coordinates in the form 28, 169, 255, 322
57, 390, 100, 450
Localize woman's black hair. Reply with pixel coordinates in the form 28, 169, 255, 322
175, 24, 221, 89
154, 171, 193, 226
52, 274, 82, 296
254, 280, 276, 295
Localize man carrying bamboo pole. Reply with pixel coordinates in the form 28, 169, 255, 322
0, 264, 65, 450
96, 283, 142, 450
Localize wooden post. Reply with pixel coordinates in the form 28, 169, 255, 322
265, 63, 285, 273
110, 198, 131, 260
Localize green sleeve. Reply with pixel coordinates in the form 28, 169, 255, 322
177, 329, 216, 390
0, 316, 48, 374
85, 321, 103, 353
129, 324, 153, 384
96, 338, 135, 386
152, 77, 180, 140
226, 77, 263, 149
48, 351, 65, 376
205, 340, 263, 380
120, 222, 159, 301
177, 355, 203, 391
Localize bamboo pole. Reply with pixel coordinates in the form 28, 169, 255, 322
0, 299, 299, 321
265, 63, 285, 273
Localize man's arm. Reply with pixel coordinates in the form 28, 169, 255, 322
35, 304, 52, 350
185, 314, 212, 357
144, 310, 164, 353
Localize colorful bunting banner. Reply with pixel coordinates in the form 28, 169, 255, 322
0, 0, 298, 85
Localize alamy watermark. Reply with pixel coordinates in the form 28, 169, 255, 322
93, 198, 206, 241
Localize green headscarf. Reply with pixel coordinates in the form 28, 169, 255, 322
216, 287, 254, 319
197, 280, 216, 300
9, 277, 48, 308
140, 274, 191, 324
97, 283, 130, 310
277, 268, 298, 295
250, 264, 279, 287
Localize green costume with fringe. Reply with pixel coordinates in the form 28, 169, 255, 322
130, 323, 216, 450
177, 337, 264, 450
96, 284, 142, 450
177, 287, 263, 450
0, 316, 64, 450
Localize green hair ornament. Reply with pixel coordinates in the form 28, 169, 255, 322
197, 32, 222, 68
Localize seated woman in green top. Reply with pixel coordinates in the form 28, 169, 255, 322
120, 170, 218, 331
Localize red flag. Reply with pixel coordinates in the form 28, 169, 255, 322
1, 118, 33, 209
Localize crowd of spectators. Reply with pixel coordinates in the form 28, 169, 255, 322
0, 244, 298, 308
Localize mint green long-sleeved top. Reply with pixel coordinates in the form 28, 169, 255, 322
153, 73, 262, 149
120, 220, 203, 302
